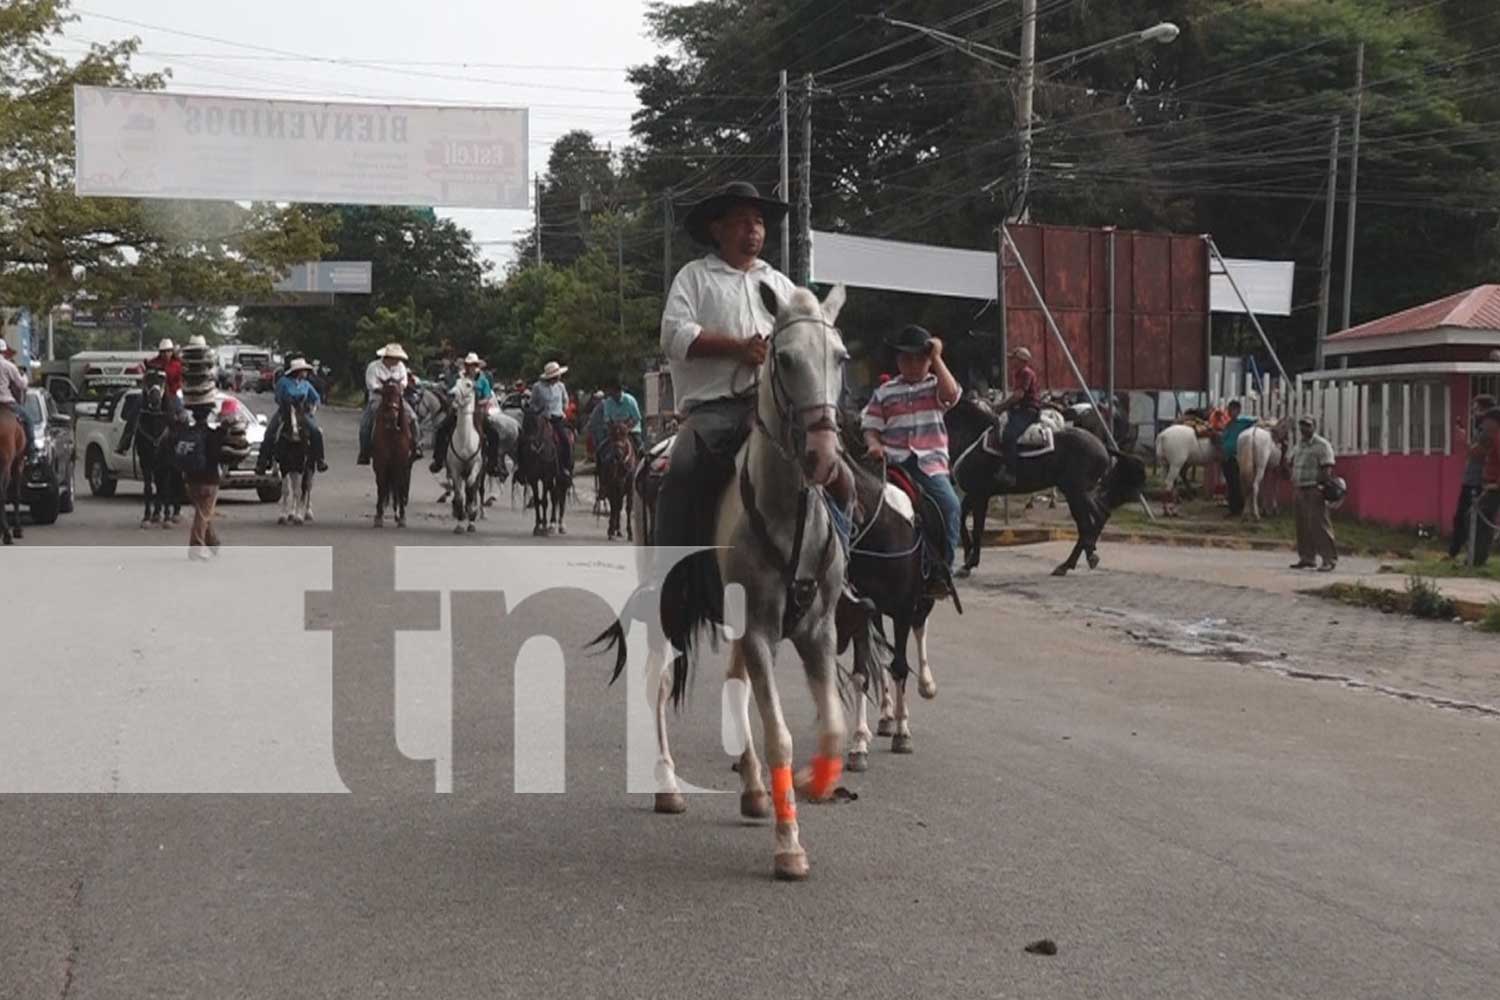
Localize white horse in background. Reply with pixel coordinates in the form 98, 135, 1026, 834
1237, 422, 1288, 520
444, 376, 486, 534
1154, 422, 1219, 516
594, 282, 851, 882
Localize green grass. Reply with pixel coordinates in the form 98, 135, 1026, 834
1107, 498, 1442, 558
1392, 556, 1500, 582
1479, 601, 1500, 634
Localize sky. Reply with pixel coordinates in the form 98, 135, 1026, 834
62, 0, 679, 275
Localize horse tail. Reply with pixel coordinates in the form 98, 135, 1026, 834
590, 619, 629, 686
1103, 449, 1148, 510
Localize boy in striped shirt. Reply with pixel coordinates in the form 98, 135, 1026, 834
862, 324, 963, 571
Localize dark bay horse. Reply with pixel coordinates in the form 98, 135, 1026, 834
274, 399, 316, 525
598, 419, 635, 541
518, 409, 566, 536
135, 376, 182, 528
0, 407, 23, 545
372, 380, 414, 527
947, 393, 1146, 576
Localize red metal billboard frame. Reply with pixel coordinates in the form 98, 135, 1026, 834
1001, 223, 1209, 392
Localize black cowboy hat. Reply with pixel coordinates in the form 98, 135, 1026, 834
683, 181, 789, 247
885, 324, 934, 355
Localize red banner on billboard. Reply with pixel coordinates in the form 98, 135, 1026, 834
1002, 224, 1209, 392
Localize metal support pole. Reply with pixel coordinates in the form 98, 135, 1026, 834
996, 227, 1008, 389
1341, 42, 1364, 331
779, 69, 791, 273
1315, 116, 1341, 368
796, 73, 813, 286
1205, 236, 1290, 383
1014, 0, 1037, 223
534, 174, 543, 266
1107, 227, 1117, 428
662, 192, 673, 294
47, 310, 55, 362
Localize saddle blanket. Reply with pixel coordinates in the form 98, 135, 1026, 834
645, 433, 675, 475
883, 482, 916, 524
995, 407, 1066, 452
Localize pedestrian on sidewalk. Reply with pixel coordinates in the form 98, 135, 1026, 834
1470, 407, 1500, 567
176, 403, 228, 561
1450, 393, 1495, 560
1289, 414, 1337, 572
1218, 400, 1255, 517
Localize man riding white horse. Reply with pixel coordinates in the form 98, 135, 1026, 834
431, 352, 504, 476
654, 181, 798, 582
357, 343, 422, 465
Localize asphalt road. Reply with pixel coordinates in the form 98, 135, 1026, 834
3, 406, 1498, 999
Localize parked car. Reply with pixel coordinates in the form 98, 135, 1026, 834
18, 388, 76, 524
76, 388, 282, 502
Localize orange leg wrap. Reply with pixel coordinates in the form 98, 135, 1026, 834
809, 754, 842, 800
771, 764, 797, 823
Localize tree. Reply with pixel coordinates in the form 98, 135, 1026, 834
0, 1, 329, 315
352, 298, 434, 372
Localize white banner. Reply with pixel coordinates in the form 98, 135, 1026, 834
74, 87, 529, 210
811, 230, 995, 300
1210, 257, 1295, 316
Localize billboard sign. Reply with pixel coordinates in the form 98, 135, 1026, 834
273, 262, 373, 294
74, 87, 529, 209
1209, 258, 1295, 316
811, 231, 995, 300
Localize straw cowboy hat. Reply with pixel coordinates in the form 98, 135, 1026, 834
683, 181, 789, 247
539, 361, 568, 381
156, 338, 176, 352
187, 335, 208, 347
1009, 346, 1033, 362
376, 343, 409, 361
462, 352, 485, 367
286, 358, 315, 374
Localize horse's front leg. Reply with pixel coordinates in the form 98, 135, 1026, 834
794, 621, 847, 807
847, 622, 873, 771
889, 618, 914, 754
956, 494, 974, 575
914, 618, 937, 700
741, 633, 805, 880
967, 494, 991, 572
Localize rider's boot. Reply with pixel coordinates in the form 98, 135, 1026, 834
314, 431, 328, 473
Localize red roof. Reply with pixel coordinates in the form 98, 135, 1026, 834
1327, 285, 1500, 342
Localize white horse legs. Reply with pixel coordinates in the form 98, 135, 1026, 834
727, 645, 771, 819
849, 682, 872, 771
648, 640, 686, 815
915, 623, 937, 700
876, 678, 895, 736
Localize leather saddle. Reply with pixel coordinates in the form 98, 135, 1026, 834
881, 465, 949, 574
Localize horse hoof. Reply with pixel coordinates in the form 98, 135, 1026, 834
291, 517, 303, 527
396, 518, 406, 528
846, 751, 869, 773
277, 516, 287, 525
373, 518, 384, 528
876, 718, 894, 737
454, 525, 465, 535
740, 790, 772, 820
918, 678, 938, 700
466, 523, 476, 534
557, 525, 566, 535
954, 566, 971, 579
140, 520, 151, 529
1086, 553, 1100, 570
161, 520, 173, 530
773, 851, 810, 881
1050, 565, 1069, 577
654, 792, 687, 815
891, 733, 914, 754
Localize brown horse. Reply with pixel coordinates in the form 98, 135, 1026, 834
0, 407, 24, 545
599, 419, 636, 541
372, 380, 415, 527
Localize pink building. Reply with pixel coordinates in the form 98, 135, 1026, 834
1303, 285, 1500, 532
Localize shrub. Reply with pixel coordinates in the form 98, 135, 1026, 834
1479, 601, 1500, 635
1406, 576, 1456, 620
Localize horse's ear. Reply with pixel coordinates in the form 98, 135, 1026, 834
821, 284, 847, 324
758, 281, 782, 319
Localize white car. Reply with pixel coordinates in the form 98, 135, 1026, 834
76, 389, 283, 502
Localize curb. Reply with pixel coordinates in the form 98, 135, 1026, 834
1097, 530, 1293, 552
1302, 584, 1495, 625
980, 527, 1066, 547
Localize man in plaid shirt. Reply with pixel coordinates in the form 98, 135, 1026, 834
862, 324, 962, 573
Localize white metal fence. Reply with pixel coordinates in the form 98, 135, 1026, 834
1222, 373, 1452, 458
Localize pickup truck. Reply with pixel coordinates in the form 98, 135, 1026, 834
76, 389, 283, 503
18, 388, 77, 525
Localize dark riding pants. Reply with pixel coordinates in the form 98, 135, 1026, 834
1001, 405, 1040, 473
1223, 455, 1244, 515
551, 416, 574, 478
1450, 484, 1482, 558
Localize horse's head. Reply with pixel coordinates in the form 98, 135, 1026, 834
141, 374, 165, 414
451, 375, 475, 412
756, 281, 848, 486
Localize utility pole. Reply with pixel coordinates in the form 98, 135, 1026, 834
534, 174, 543, 266
1315, 116, 1341, 370
1340, 41, 1364, 331
617, 219, 626, 337
1014, 0, 1038, 223
662, 191, 674, 294
796, 73, 813, 285
779, 69, 791, 273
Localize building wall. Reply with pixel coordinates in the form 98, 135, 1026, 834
1336, 452, 1465, 530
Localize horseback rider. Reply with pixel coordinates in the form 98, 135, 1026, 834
256, 358, 327, 472
116, 338, 184, 456
599, 375, 643, 456
430, 352, 503, 475
861, 324, 962, 581
654, 180, 795, 560
0, 338, 36, 461
357, 343, 423, 465
994, 345, 1042, 487
528, 361, 574, 481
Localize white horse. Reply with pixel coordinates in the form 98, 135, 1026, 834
444, 376, 486, 535
1237, 422, 1287, 520
1154, 423, 1219, 516
595, 282, 850, 882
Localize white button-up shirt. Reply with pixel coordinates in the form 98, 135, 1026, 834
659, 254, 797, 412
365, 359, 409, 396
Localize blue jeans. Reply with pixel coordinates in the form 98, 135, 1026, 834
1001, 405, 1040, 471
902, 457, 961, 569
